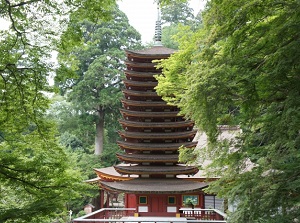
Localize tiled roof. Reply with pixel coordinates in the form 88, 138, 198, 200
119, 109, 182, 117
114, 164, 198, 175
125, 46, 176, 57
119, 119, 194, 128
100, 178, 208, 194
121, 99, 168, 107
116, 141, 198, 151
123, 79, 157, 87
122, 89, 159, 97
124, 70, 158, 77
116, 153, 178, 163
94, 165, 138, 179
125, 60, 156, 68
118, 129, 197, 139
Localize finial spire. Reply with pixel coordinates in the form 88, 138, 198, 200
154, 0, 162, 46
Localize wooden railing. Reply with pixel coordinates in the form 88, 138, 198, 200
73, 208, 136, 222
73, 208, 227, 223
179, 208, 226, 220
73, 220, 226, 223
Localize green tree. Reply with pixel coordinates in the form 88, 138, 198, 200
161, 1, 194, 25
0, 0, 117, 222
156, 0, 300, 222
46, 95, 120, 217
48, 95, 120, 161
48, 95, 95, 149
0, 110, 86, 222
56, 7, 141, 155
160, 1, 200, 49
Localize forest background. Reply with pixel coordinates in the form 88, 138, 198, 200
0, 0, 299, 223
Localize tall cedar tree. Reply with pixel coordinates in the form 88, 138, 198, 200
56, 6, 141, 155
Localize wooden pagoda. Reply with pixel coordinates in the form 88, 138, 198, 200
92, 3, 213, 217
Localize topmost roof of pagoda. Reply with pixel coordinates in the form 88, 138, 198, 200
125, 46, 176, 58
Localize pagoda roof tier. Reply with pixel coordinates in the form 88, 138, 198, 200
100, 178, 207, 194
122, 89, 159, 97
94, 166, 137, 182
119, 120, 194, 129
120, 109, 182, 118
125, 60, 156, 69
123, 80, 157, 88
117, 141, 198, 151
114, 164, 199, 175
118, 130, 197, 140
124, 70, 158, 78
116, 153, 179, 163
125, 47, 176, 59
121, 99, 170, 107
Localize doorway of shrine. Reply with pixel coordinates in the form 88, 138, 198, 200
150, 195, 165, 213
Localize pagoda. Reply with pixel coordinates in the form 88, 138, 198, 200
93, 3, 210, 217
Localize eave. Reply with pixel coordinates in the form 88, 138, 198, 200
94, 166, 137, 182
121, 99, 168, 107
116, 153, 179, 163
119, 119, 194, 129
125, 60, 156, 68
122, 89, 159, 97
124, 70, 158, 78
116, 141, 198, 151
118, 129, 197, 140
120, 109, 182, 118
123, 79, 157, 88
100, 178, 207, 194
125, 47, 176, 59
114, 164, 199, 176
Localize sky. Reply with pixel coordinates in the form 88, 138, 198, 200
118, 0, 207, 43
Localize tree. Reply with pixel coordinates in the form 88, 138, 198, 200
0, 0, 118, 222
56, 7, 141, 155
156, 0, 300, 222
160, 1, 201, 49
161, 1, 194, 25
46, 95, 121, 217
48, 95, 96, 149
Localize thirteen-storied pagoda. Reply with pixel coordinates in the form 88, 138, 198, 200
92, 3, 217, 217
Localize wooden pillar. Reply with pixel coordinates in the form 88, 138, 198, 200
124, 193, 128, 208
99, 189, 105, 208
106, 191, 110, 208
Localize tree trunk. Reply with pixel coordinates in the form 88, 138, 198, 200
95, 108, 104, 155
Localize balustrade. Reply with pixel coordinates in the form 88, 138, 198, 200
73, 208, 227, 223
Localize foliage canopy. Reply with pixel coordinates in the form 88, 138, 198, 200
156, 0, 300, 222
0, 0, 117, 221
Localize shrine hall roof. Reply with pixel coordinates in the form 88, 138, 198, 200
100, 178, 208, 194
125, 46, 176, 57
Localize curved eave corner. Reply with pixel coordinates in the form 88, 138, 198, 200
85, 177, 101, 184
94, 166, 138, 182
